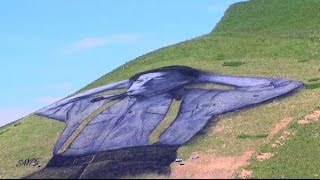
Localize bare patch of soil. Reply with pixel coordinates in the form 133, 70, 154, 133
256, 152, 274, 161
170, 151, 254, 179
269, 117, 292, 138
271, 131, 294, 148
239, 169, 253, 179
267, 117, 295, 148
297, 110, 320, 125
212, 124, 225, 133
171, 113, 316, 178
297, 119, 310, 125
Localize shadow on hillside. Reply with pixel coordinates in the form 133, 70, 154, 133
24, 145, 178, 179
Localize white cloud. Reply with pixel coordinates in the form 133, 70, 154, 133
69, 34, 140, 51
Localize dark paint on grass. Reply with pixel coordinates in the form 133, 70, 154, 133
308, 78, 320, 82
305, 82, 320, 89
13, 122, 22, 127
237, 133, 268, 139
297, 59, 309, 63
222, 61, 244, 67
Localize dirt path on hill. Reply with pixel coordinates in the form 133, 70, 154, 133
170, 116, 295, 179
170, 151, 254, 179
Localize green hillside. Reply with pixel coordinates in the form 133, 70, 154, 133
213, 0, 320, 36
1, 0, 320, 178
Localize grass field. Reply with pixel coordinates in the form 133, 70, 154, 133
0, 0, 320, 178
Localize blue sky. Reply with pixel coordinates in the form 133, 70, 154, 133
0, 0, 243, 127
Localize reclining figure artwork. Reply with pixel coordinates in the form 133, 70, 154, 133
30, 66, 303, 178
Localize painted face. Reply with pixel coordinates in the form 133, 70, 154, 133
127, 71, 191, 96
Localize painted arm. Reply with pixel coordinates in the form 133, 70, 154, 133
196, 73, 304, 91
157, 74, 304, 146
34, 79, 131, 155
35, 79, 131, 121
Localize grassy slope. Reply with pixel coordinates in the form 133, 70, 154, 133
1, 0, 320, 178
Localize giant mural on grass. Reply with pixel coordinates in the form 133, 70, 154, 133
27, 66, 303, 179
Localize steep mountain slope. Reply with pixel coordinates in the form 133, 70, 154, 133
0, 0, 319, 178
